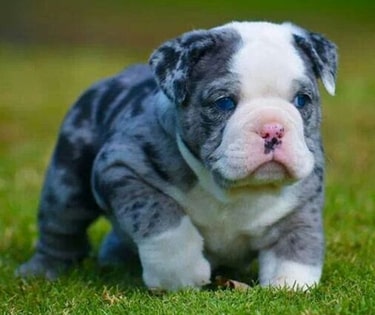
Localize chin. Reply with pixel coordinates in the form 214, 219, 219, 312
213, 161, 298, 192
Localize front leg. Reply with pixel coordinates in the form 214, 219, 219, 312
138, 216, 211, 291
258, 208, 324, 291
93, 152, 211, 291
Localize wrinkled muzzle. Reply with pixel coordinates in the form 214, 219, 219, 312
210, 98, 314, 188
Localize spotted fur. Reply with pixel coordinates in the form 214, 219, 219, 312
17, 21, 337, 291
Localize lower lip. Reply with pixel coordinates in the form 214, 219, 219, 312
219, 162, 292, 194
251, 161, 290, 182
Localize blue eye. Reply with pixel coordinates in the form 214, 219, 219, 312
214, 97, 236, 111
294, 93, 311, 108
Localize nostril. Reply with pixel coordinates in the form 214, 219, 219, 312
259, 123, 285, 140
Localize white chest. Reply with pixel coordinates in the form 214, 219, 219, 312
171, 133, 299, 265
167, 183, 298, 266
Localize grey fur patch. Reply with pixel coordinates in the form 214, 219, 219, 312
161, 28, 242, 162
149, 29, 242, 105
291, 27, 338, 95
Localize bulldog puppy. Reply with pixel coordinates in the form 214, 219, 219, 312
17, 21, 337, 291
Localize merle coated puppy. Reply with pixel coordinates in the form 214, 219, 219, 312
17, 21, 337, 291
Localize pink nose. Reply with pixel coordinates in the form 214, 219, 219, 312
259, 123, 285, 140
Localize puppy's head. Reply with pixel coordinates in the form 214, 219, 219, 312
150, 21, 337, 190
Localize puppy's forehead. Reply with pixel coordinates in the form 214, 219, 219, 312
219, 22, 306, 100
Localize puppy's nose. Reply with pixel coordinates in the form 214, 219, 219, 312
259, 123, 285, 154
259, 123, 285, 140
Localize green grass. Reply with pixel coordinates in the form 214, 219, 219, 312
1, 13, 375, 315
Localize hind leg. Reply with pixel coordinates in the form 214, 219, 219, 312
17, 124, 101, 279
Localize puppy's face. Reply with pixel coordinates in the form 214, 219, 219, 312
150, 22, 337, 190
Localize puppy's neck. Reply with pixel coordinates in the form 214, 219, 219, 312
176, 133, 230, 203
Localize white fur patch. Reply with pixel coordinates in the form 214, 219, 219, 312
229, 21, 306, 101
167, 137, 299, 267
137, 216, 211, 291
209, 22, 314, 185
259, 249, 322, 291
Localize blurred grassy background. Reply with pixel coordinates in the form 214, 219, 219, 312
1, 0, 375, 49
0, 1, 375, 313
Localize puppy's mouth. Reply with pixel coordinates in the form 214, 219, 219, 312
251, 161, 290, 183
213, 161, 293, 190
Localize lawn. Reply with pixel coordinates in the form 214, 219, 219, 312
1, 4, 375, 314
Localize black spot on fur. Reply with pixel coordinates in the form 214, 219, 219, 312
142, 231, 150, 238
92, 173, 135, 210
95, 81, 126, 125
151, 212, 160, 220
130, 102, 144, 117
293, 34, 337, 85
142, 142, 170, 182
147, 221, 156, 230
150, 30, 222, 104
316, 185, 323, 194
289, 236, 297, 245
133, 222, 140, 233
71, 89, 97, 127
53, 135, 100, 210
53, 135, 94, 174
130, 200, 147, 212
314, 166, 324, 181
294, 35, 323, 79
131, 212, 140, 221
132, 134, 145, 142
104, 79, 156, 125
101, 81, 125, 106
45, 191, 58, 205
153, 46, 181, 82
98, 151, 109, 162
61, 172, 78, 187
310, 33, 337, 77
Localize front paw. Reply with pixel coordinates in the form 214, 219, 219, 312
259, 250, 322, 291
142, 252, 211, 291
15, 252, 72, 280
138, 217, 211, 291
261, 260, 322, 291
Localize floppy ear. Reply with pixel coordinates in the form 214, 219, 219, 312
289, 24, 338, 95
149, 30, 216, 104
